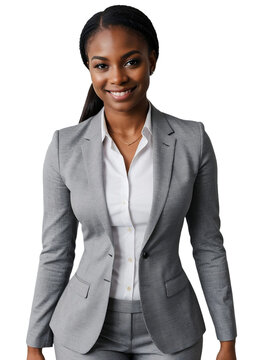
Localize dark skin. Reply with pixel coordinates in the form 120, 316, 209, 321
27, 25, 237, 359
27, 347, 44, 360
85, 25, 157, 174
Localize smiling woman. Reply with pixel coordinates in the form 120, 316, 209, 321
26, 4, 237, 360
86, 24, 154, 107
78, 7, 158, 126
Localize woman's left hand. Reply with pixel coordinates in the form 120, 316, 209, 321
216, 340, 236, 360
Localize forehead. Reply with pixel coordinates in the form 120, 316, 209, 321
86, 26, 147, 56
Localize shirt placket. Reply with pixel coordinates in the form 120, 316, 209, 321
119, 134, 148, 300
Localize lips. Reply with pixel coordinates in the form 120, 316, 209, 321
106, 86, 136, 95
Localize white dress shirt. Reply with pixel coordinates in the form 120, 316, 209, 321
101, 101, 153, 300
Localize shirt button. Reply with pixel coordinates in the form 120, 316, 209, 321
122, 200, 127, 205
128, 257, 133, 262
128, 227, 132, 232
127, 286, 131, 291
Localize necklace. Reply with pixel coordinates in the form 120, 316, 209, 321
108, 128, 143, 146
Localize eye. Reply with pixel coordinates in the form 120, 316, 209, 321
93, 58, 141, 70
93, 63, 108, 70
125, 58, 140, 67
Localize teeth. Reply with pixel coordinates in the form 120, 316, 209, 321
110, 89, 132, 96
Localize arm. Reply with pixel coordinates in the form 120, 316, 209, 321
27, 346, 44, 360
26, 130, 79, 348
185, 122, 237, 342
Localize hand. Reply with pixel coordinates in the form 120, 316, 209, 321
216, 340, 236, 360
27, 346, 45, 360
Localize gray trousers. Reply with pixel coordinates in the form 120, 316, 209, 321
54, 297, 203, 360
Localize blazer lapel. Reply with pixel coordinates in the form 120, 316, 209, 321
80, 102, 176, 252
81, 109, 113, 243
141, 103, 176, 251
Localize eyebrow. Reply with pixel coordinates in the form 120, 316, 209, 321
91, 50, 142, 61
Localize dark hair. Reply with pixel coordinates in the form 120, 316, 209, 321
78, 5, 159, 123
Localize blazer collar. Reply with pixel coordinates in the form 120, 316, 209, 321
83, 100, 156, 141
81, 100, 176, 253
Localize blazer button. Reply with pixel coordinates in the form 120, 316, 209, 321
142, 251, 149, 258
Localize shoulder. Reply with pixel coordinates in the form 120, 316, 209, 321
53, 117, 93, 147
58, 117, 92, 137
44, 117, 95, 162
159, 109, 216, 167
160, 109, 205, 143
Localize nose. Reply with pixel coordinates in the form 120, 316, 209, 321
110, 65, 128, 85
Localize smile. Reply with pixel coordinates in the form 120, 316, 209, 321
106, 86, 136, 101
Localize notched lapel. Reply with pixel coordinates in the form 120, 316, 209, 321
81, 110, 113, 244
141, 104, 176, 251
80, 103, 176, 252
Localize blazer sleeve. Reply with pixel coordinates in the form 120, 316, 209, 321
26, 130, 79, 348
185, 122, 237, 341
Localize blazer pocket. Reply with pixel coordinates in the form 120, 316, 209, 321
69, 272, 91, 298
165, 271, 189, 298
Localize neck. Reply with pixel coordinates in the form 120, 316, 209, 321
104, 99, 149, 137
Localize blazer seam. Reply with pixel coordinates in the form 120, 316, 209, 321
198, 122, 203, 168
56, 129, 66, 184
55, 131, 79, 260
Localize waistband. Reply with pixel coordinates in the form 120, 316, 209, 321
107, 297, 142, 313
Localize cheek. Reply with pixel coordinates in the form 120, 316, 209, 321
91, 82, 99, 95
138, 74, 150, 90
132, 69, 149, 87
90, 71, 105, 86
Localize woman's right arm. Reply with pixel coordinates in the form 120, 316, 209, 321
25, 130, 79, 354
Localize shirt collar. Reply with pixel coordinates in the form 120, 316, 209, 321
101, 101, 152, 143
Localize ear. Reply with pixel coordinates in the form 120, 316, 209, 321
149, 49, 157, 74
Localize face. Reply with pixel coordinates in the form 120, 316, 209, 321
85, 25, 156, 113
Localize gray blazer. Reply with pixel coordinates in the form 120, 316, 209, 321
26, 101, 237, 354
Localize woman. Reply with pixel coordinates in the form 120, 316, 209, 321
26, 5, 237, 360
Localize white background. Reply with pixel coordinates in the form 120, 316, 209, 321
1, 0, 269, 359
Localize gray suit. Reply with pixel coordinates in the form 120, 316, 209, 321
26, 101, 237, 355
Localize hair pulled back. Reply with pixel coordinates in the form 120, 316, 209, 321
78, 5, 159, 123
